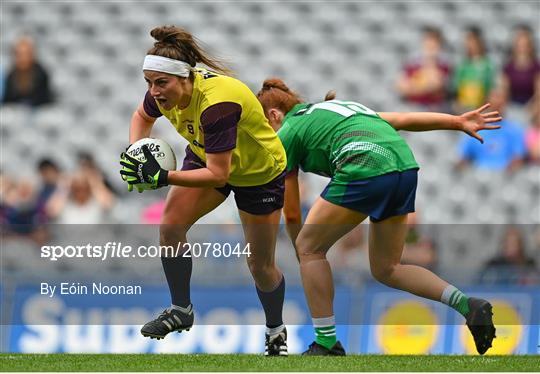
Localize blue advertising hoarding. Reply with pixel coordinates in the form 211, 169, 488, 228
360, 285, 539, 355
4, 284, 539, 354
6, 285, 352, 353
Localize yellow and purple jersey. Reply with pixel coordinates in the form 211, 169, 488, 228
143, 68, 286, 187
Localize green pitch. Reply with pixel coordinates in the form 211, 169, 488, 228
0, 354, 538, 372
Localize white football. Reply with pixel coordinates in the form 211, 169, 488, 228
126, 138, 177, 170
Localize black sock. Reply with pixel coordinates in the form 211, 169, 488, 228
161, 256, 192, 308
256, 275, 285, 328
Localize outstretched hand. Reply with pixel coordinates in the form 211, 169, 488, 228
460, 103, 502, 143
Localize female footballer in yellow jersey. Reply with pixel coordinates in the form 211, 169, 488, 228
120, 26, 288, 356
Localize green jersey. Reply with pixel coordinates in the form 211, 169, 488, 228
277, 100, 419, 181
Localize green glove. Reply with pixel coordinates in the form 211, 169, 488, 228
119, 149, 144, 192
120, 145, 169, 191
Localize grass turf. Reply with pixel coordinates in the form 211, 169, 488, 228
0, 354, 538, 372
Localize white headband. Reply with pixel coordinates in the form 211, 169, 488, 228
142, 55, 192, 77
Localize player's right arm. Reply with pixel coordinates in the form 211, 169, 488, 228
122, 93, 160, 192
129, 91, 162, 143
129, 102, 157, 143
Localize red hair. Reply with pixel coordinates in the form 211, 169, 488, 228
257, 78, 338, 118
256, 78, 303, 117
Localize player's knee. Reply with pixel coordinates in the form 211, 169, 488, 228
159, 224, 187, 247
295, 238, 326, 260
370, 263, 397, 285
297, 250, 325, 264
246, 258, 275, 279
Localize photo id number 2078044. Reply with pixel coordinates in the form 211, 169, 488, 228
181, 242, 251, 258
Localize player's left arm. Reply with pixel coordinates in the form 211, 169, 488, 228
167, 151, 232, 187
120, 146, 232, 189
379, 103, 502, 143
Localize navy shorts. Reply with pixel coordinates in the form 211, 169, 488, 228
181, 146, 284, 215
321, 169, 418, 222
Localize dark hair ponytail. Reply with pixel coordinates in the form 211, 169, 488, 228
148, 25, 232, 76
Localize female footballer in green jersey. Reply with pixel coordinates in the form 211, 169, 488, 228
257, 78, 500, 356
120, 27, 288, 356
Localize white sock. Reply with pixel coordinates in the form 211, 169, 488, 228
441, 285, 457, 304
266, 324, 285, 336
312, 316, 336, 327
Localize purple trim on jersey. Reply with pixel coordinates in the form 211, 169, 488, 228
181, 146, 207, 171
143, 91, 162, 118
180, 146, 232, 197
200, 102, 241, 153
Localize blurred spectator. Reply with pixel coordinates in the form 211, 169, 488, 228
327, 224, 369, 285
35, 158, 61, 219
479, 226, 538, 285
524, 91, 540, 164
453, 27, 495, 111
77, 151, 119, 196
501, 25, 540, 107
2, 36, 54, 107
533, 226, 540, 268
0, 170, 14, 216
525, 109, 540, 164
396, 26, 452, 110
0, 65, 4, 101
0, 175, 48, 243
457, 87, 526, 171
401, 212, 437, 271
1, 172, 18, 226
46, 172, 115, 224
